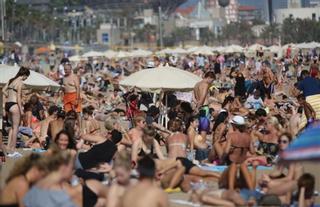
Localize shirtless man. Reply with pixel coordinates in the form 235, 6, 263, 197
38, 106, 59, 144
167, 118, 188, 158
128, 116, 146, 144
120, 156, 169, 207
82, 106, 100, 135
193, 71, 215, 139
63, 63, 81, 114
49, 110, 65, 140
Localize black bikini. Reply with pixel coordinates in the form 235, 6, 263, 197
5, 86, 18, 112
83, 182, 98, 207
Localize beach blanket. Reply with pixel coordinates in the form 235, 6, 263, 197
199, 165, 273, 172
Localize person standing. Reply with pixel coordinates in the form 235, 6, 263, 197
62, 63, 81, 118
193, 71, 215, 139
3, 67, 30, 156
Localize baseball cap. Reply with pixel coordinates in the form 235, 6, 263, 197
230, 115, 246, 125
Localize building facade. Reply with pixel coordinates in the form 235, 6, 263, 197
274, 7, 320, 23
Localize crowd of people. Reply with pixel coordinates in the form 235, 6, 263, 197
0, 45, 320, 206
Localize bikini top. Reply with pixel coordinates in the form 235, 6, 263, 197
83, 183, 98, 207
138, 144, 155, 157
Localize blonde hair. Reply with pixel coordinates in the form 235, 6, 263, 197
114, 150, 131, 170
6, 153, 48, 183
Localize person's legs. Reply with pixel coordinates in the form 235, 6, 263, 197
168, 162, 185, 189
8, 105, 20, 151
228, 163, 237, 190
212, 142, 225, 160
240, 163, 254, 190
189, 166, 220, 179
222, 190, 246, 206
200, 193, 235, 207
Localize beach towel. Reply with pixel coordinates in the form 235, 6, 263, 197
63, 92, 81, 113
199, 165, 273, 172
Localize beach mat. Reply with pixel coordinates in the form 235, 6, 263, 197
199, 164, 273, 172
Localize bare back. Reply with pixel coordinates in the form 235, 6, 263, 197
121, 182, 168, 207
193, 81, 209, 107
167, 132, 188, 158
49, 119, 64, 140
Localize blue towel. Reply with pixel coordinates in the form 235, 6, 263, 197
199, 165, 273, 172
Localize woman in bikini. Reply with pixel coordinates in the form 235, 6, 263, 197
225, 116, 255, 191
131, 126, 165, 166
3, 67, 30, 155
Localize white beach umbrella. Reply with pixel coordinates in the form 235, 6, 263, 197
119, 64, 201, 92
129, 49, 153, 57
104, 50, 118, 59
82, 51, 105, 58
248, 43, 267, 51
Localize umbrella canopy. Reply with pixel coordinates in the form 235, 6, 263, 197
69, 55, 85, 62
116, 51, 131, 59
119, 65, 201, 92
170, 47, 188, 54
104, 50, 118, 59
192, 46, 214, 55
223, 45, 243, 53
129, 49, 153, 57
248, 43, 266, 51
280, 121, 320, 162
296, 42, 320, 49
268, 45, 281, 53
82, 51, 105, 58
213, 46, 225, 53
156, 48, 173, 55
0, 65, 60, 90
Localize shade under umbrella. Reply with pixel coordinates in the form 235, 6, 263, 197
280, 121, 320, 162
119, 65, 201, 92
0, 65, 60, 90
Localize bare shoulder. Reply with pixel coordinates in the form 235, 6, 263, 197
10, 176, 29, 189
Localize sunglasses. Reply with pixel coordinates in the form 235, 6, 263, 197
279, 140, 288, 144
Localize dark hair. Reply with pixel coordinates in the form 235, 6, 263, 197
255, 108, 267, 117
180, 102, 193, 114
64, 118, 76, 139
48, 105, 59, 116
57, 110, 66, 119
8, 66, 30, 85
23, 102, 32, 112
137, 156, 155, 178
297, 94, 305, 100
111, 129, 122, 144
204, 71, 215, 79
83, 106, 94, 115
147, 106, 160, 118
212, 111, 228, 131
222, 96, 234, 108
297, 106, 303, 114
66, 110, 77, 120
279, 132, 293, 143
232, 123, 246, 133
300, 70, 309, 79
298, 173, 315, 199
54, 130, 76, 150
186, 116, 198, 131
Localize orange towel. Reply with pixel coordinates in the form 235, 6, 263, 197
63, 92, 81, 113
